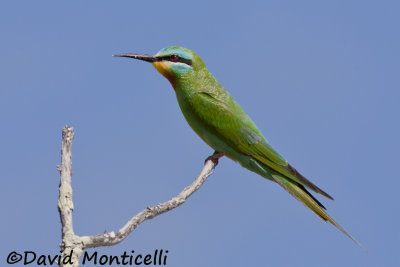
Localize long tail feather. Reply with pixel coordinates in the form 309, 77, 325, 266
271, 173, 367, 252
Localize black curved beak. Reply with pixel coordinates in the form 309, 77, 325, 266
113, 54, 157, 63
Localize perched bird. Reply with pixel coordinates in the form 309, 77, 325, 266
114, 46, 362, 248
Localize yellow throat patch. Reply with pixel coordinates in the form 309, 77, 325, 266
153, 61, 169, 77
153, 61, 174, 84
152, 61, 176, 87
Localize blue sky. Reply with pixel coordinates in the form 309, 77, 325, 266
1, 1, 399, 266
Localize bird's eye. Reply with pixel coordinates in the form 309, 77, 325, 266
170, 54, 178, 61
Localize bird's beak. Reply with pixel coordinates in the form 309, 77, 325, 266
113, 54, 157, 63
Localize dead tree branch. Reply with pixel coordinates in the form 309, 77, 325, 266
57, 126, 219, 267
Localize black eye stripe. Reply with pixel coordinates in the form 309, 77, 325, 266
156, 55, 193, 66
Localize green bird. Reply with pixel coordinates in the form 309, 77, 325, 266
114, 46, 362, 248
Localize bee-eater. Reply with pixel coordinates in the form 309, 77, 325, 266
114, 46, 362, 248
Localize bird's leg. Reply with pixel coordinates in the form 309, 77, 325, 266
205, 151, 225, 166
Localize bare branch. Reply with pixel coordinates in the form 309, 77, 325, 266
57, 126, 219, 266
80, 158, 217, 248
58, 126, 83, 267
58, 126, 75, 237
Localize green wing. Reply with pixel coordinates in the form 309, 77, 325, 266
184, 89, 368, 249
189, 90, 333, 199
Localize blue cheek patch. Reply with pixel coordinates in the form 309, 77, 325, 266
171, 64, 191, 76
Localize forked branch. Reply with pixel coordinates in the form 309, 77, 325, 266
57, 126, 219, 267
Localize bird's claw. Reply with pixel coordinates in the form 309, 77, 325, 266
204, 151, 225, 166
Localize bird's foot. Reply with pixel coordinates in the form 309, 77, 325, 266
204, 151, 225, 166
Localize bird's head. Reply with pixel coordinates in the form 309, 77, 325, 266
114, 46, 204, 87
